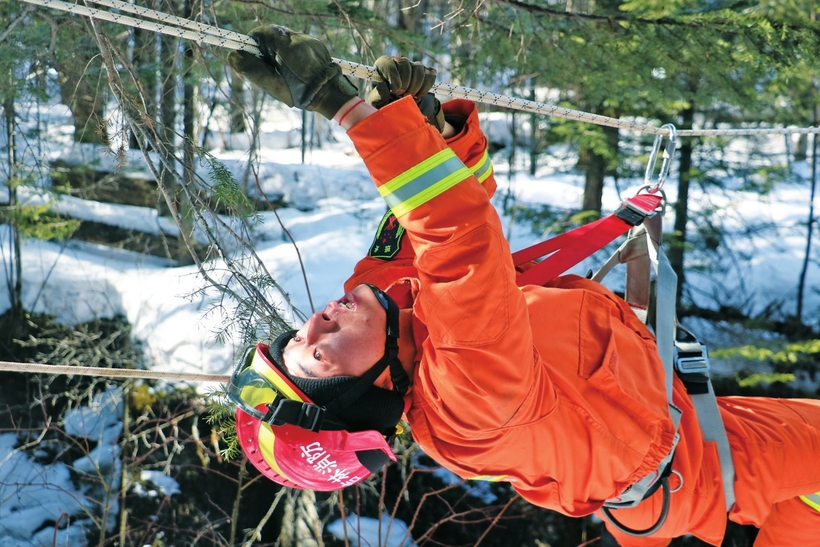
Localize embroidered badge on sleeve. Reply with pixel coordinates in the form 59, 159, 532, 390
368, 210, 405, 260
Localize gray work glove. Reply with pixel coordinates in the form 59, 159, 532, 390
228, 25, 358, 120
367, 55, 444, 132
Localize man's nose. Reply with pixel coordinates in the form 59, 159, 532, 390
304, 311, 337, 343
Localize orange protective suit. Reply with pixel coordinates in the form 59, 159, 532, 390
344, 97, 820, 546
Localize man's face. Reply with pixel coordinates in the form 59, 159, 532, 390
282, 284, 387, 379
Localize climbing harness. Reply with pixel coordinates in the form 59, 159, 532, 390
512, 126, 735, 537
19, 0, 820, 138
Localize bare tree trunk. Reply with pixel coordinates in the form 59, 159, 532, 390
579, 124, 618, 214
797, 111, 818, 321
229, 70, 246, 135
3, 91, 22, 326
301, 109, 307, 164
795, 133, 808, 162
580, 147, 605, 213
175, 0, 198, 266
529, 85, 538, 176
566, 0, 613, 215
669, 102, 695, 305
157, 27, 177, 214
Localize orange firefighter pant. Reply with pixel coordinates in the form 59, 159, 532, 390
607, 396, 820, 547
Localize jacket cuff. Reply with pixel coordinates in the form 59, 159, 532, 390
347, 96, 431, 160
442, 99, 488, 160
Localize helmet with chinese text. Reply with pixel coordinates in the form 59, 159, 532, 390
229, 285, 410, 490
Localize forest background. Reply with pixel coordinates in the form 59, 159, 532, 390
2, 0, 820, 546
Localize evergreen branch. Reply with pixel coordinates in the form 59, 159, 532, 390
93, 28, 298, 336
0, 4, 35, 45
497, 0, 820, 36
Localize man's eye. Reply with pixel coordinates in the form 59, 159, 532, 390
293, 335, 302, 342
313, 350, 321, 361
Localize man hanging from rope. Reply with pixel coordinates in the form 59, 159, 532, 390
224, 25, 820, 547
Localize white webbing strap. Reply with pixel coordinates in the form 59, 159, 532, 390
675, 335, 737, 511
595, 211, 736, 515
656, 232, 736, 512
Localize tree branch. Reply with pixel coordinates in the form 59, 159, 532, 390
0, 5, 35, 46
496, 0, 820, 35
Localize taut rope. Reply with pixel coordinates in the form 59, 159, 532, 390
0, 360, 229, 383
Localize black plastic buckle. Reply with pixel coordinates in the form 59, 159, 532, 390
615, 201, 655, 226
263, 399, 326, 432
674, 341, 711, 395
674, 344, 710, 375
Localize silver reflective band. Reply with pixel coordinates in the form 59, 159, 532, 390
800, 492, 820, 512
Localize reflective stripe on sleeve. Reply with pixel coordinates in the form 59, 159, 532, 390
800, 492, 820, 512
468, 150, 493, 184
469, 475, 508, 482
379, 149, 472, 217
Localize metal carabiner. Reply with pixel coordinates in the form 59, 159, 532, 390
644, 123, 677, 194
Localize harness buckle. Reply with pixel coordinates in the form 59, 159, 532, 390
264, 399, 326, 432
615, 201, 655, 226
674, 342, 710, 376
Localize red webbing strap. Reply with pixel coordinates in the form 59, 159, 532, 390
513, 193, 663, 287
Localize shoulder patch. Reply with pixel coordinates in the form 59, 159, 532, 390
368, 210, 405, 260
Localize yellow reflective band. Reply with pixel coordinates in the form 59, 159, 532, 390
258, 422, 293, 480
469, 150, 493, 184
469, 475, 508, 482
800, 492, 820, 512
378, 149, 472, 217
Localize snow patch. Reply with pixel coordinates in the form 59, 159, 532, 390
0, 388, 123, 545
327, 514, 416, 547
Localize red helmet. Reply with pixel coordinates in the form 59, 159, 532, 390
229, 284, 409, 490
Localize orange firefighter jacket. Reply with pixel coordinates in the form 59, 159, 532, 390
344, 97, 728, 545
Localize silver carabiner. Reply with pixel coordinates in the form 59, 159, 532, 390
644, 124, 677, 194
